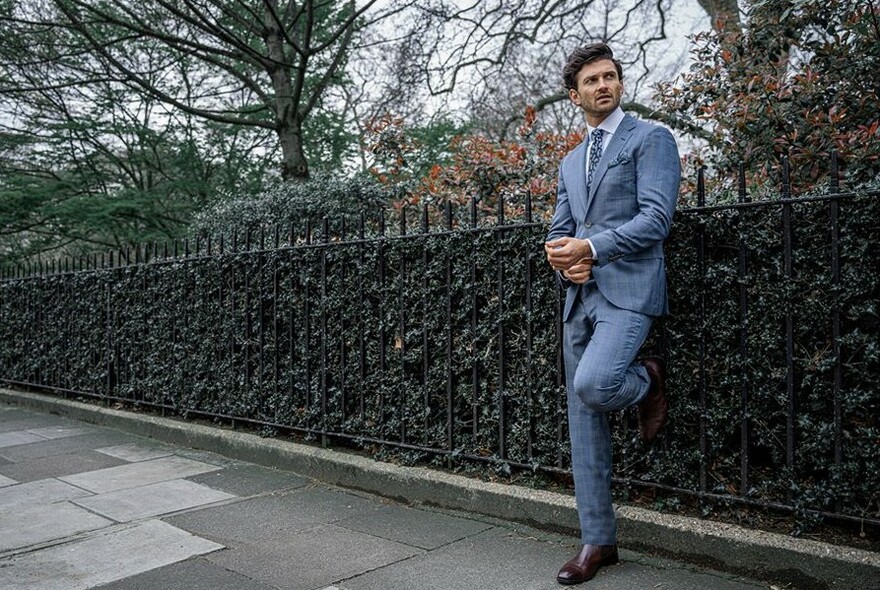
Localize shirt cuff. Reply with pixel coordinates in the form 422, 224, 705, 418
587, 239, 597, 260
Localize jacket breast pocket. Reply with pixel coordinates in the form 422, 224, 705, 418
602, 162, 635, 198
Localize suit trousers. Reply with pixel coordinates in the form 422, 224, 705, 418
563, 281, 653, 545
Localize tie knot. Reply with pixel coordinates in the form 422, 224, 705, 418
591, 128, 603, 143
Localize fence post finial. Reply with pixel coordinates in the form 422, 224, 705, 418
781, 156, 791, 199
697, 166, 706, 207
830, 151, 840, 192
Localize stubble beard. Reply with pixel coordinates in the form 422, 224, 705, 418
587, 95, 618, 121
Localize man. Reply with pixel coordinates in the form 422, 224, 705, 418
544, 43, 680, 585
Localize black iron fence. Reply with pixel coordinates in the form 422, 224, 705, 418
1, 160, 878, 531
1, 199, 566, 473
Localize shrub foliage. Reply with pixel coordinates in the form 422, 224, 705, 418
1, 187, 878, 532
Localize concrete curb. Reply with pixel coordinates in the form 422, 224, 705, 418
2, 388, 878, 590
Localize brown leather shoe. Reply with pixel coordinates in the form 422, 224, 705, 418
639, 357, 668, 443
556, 544, 619, 585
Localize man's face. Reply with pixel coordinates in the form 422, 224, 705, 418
569, 59, 623, 124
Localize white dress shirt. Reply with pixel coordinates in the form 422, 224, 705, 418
584, 107, 626, 259
585, 106, 625, 179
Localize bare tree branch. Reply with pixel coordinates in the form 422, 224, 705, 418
498, 90, 714, 142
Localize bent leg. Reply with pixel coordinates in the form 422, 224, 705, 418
572, 294, 652, 413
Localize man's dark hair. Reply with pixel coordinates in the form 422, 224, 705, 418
563, 43, 623, 91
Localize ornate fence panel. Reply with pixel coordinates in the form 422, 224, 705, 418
2, 169, 878, 530
0, 202, 568, 473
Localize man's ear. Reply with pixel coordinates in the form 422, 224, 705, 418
568, 88, 580, 105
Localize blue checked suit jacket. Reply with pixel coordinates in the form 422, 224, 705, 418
547, 114, 681, 320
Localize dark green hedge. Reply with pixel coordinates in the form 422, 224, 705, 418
1, 192, 878, 530
0, 220, 568, 471
657, 192, 880, 529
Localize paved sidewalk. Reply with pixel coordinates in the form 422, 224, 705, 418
0, 402, 772, 590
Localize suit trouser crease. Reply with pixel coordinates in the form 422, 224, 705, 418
563, 282, 652, 545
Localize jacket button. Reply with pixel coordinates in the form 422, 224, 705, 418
584, 222, 593, 228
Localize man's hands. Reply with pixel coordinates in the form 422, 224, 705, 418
545, 237, 594, 285
562, 258, 594, 284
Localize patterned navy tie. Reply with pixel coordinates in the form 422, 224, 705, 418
586, 128, 604, 195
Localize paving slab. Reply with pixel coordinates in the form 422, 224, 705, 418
0, 478, 93, 511
334, 502, 494, 550
0, 474, 15, 487
59, 455, 221, 493
0, 501, 111, 552
73, 479, 235, 522
338, 527, 765, 590
0, 449, 129, 483
92, 557, 277, 590
338, 526, 564, 590
0, 431, 134, 463
0, 519, 224, 590
581, 552, 768, 590
95, 442, 176, 462
1, 393, 861, 590
25, 426, 93, 440
206, 523, 422, 590
165, 485, 379, 545
0, 431, 46, 448
0, 417, 76, 434
186, 462, 309, 497
174, 446, 238, 467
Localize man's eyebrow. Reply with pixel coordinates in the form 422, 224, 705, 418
582, 70, 617, 82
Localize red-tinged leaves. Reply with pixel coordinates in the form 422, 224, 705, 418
368, 106, 585, 223
655, 0, 880, 192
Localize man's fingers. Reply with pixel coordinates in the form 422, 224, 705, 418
563, 258, 593, 284
546, 239, 593, 275
545, 237, 571, 248
564, 266, 592, 284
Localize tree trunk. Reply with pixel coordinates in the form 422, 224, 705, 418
697, 0, 742, 33
264, 6, 309, 181
278, 112, 309, 180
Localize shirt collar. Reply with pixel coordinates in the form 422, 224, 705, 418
587, 107, 625, 137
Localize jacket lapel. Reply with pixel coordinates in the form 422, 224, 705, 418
584, 114, 637, 215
